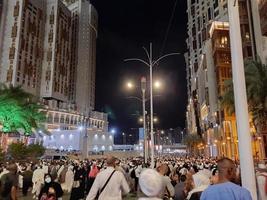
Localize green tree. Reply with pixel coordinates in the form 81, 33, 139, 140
27, 144, 45, 159
8, 142, 28, 160
221, 59, 267, 135
0, 84, 46, 135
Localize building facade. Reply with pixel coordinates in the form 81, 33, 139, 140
0, 0, 45, 96
0, 0, 112, 152
67, 0, 98, 115
185, 0, 267, 158
40, 0, 72, 102
42, 111, 113, 152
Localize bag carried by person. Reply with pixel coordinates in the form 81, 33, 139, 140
163, 186, 173, 200
95, 170, 116, 200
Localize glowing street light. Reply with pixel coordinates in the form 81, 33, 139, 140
111, 129, 116, 134
126, 82, 134, 89
125, 43, 180, 168
154, 81, 162, 89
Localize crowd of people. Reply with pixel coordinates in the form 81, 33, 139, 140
0, 155, 266, 200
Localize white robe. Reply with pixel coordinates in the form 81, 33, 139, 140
32, 168, 44, 197
61, 168, 74, 193
0, 169, 9, 178
256, 172, 267, 200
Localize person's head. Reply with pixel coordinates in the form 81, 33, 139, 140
217, 157, 236, 182
115, 159, 121, 166
192, 172, 210, 188
139, 169, 163, 197
157, 163, 169, 176
172, 173, 179, 182
44, 174, 52, 184
180, 174, 186, 182
7, 163, 17, 174
106, 156, 117, 167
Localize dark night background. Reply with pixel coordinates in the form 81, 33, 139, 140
90, 0, 188, 144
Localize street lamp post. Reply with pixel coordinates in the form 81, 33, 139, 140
141, 77, 148, 164
81, 117, 88, 159
228, 1, 257, 199
125, 43, 179, 168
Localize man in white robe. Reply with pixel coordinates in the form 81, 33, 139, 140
61, 165, 74, 193
32, 166, 44, 199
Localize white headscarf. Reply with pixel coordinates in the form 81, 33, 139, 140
139, 169, 163, 197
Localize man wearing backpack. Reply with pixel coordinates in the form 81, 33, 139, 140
0, 163, 18, 200
86, 156, 130, 200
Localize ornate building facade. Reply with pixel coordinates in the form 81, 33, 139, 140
185, 0, 267, 159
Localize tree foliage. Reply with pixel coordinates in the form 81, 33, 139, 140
0, 84, 46, 135
27, 144, 45, 158
8, 143, 45, 160
8, 143, 28, 160
221, 59, 267, 134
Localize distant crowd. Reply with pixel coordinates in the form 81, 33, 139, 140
0, 155, 266, 200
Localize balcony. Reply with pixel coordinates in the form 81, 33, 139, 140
259, 0, 267, 36
212, 42, 230, 55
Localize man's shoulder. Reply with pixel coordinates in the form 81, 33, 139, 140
98, 168, 122, 176
204, 182, 250, 194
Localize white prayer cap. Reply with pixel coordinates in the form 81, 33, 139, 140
193, 172, 210, 188
139, 169, 163, 197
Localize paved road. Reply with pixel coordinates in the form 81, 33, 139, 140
19, 192, 136, 200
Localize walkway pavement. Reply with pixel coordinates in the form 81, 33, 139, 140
18, 192, 136, 200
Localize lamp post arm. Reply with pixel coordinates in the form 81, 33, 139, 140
142, 47, 150, 61
124, 96, 143, 102
152, 52, 180, 66
124, 58, 150, 67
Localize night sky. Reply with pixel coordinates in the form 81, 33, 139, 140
90, 0, 188, 143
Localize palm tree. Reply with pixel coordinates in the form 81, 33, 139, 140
0, 84, 46, 135
244, 60, 267, 135
221, 59, 267, 142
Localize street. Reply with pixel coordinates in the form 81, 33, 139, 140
18, 192, 136, 200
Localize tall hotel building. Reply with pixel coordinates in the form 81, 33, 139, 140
185, 0, 267, 158
68, 0, 98, 115
0, 0, 45, 96
0, 0, 113, 152
40, 0, 71, 103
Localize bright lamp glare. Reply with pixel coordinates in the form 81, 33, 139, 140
154, 81, 161, 88
127, 82, 133, 89
111, 129, 116, 134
